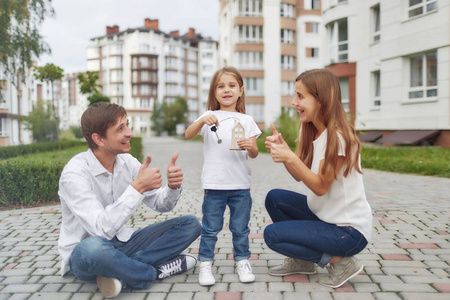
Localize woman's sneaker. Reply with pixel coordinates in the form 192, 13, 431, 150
96, 276, 122, 299
319, 256, 364, 288
199, 261, 216, 286
237, 259, 255, 283
269, 257, 317, 276
157, 254, 197, 279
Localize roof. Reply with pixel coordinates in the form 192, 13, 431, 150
358, 130, 383, 142
377, 130, 440, 146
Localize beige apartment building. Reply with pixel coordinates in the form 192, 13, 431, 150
219, 0, 322, 129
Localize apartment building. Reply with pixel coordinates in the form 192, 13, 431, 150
219, 0, 323, 128
0, 64, 50, 146
58, 73, 89, 131
87, 19, 218, 137
322, 0, 450, 147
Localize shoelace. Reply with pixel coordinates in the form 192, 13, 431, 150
238, 261, 251, 274
158, 258, 182, 279
200, 264, 212, 275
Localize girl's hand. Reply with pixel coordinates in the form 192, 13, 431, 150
201, 114, 219, 127
237, 138, 254, 151
269, 141, 294, 163
265, 123, 288, 152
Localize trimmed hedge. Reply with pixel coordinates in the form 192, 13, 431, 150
0, 137, 144, 208
0, 140, 87, 160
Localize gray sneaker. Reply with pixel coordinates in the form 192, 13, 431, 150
269, 257, 317, 276
319, 256, 363, 288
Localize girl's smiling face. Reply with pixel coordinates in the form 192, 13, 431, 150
215, 73, 244, 111
292, 80, 321, 124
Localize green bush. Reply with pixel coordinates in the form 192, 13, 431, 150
0, 138, 144, 208
0, 140, 86, 160
0, 160, 64, 207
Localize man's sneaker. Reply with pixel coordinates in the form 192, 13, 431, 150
157, 254, 197, 279
319, 256, 364, 288
96, 276, 122, 299
199, 261, 216, 286
237, 259, 255, 283
269, 257, 317, 276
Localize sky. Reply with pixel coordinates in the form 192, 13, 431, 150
39, 0, 220, 74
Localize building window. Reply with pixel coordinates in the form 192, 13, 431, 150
281, 55, 295, 70
238, 0, 263, 17
243, 77, 264, 96
0, 118, 7, 136
281, 29, 295, 44
306, 22, 319, 34
236, 51, 263, 69
311, 0, 320, 10
409, 50, 437, 99
328, 18, 348, 63
371, 4, 380, 43
408, 0, 437, 18
280, 3, 295, 18
281, 81, 295, 96
237, 25, 263, 43
245, 103, 264, 122
372, 70, 381, 107
306, 48, 319, 58
339, 77, 349, 113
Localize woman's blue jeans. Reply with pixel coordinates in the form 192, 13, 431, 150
264, 189, 367, 268
199, 189, 252, 262
69, 215, 201, 290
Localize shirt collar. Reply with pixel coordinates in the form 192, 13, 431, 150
86, 148, 127, 177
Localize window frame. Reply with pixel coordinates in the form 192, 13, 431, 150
407, 50, 438, 101
408, 0, 438, 19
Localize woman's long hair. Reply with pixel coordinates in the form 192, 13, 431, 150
295, 69, 362, 179
206, 66, 246, 113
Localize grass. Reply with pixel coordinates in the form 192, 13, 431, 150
5, 144, 88, 164
361, 146, 450, 178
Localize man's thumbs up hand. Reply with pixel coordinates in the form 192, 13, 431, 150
167, 152, 183, 190
132, 154, 162, 194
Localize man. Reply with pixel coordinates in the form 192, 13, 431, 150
58, 102, 201, 298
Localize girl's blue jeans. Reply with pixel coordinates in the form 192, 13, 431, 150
264, 189, 368, 268
199, 189, 252, 262
69, 215, 201, 290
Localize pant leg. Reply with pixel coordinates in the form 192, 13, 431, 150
265, 189, 319, 223
70, 236, 156, 290
198, 190, 227, 261
70, 215, 201, 290
228, 189, 252, 261
264, 221, 367, 267
122, 215, 201, 266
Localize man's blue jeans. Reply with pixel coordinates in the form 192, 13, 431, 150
69, 215, 201, 290
264, 189, 367, 268
199, 189, 252, 262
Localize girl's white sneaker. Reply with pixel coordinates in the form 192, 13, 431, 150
199, 261, 215, 286
237, 259, 255, 283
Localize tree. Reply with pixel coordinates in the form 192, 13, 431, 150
151, 101, 166, 136
151, 98, 188, 136
0, 0, 54, 99
22, 98, 58, 142
33, 63, 64, 144
77, 71, 110, 106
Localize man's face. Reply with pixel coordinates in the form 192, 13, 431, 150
102, 114, 133, 155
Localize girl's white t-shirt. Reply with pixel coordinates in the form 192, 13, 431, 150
306, 129, 373, 241
196, 110, 262, 190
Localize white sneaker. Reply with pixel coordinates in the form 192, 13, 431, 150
96, 276, 122, 299
237, 259, 255, 283
199, 261, 215, 286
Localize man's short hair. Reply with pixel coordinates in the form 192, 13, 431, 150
81, 102, 127, 149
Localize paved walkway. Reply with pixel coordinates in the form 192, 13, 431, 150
0, 137, 449, 300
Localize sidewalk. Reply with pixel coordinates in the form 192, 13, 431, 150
0, 137, 449, 300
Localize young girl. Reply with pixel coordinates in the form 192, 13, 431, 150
185, 66, 261, 286
264, 69, 372, 288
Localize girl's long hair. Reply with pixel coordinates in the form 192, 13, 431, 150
207, 66, 246, 113
295, 69, 362, 179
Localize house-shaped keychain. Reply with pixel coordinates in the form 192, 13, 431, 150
230, 122, 245, 150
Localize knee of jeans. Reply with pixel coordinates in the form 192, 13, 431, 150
263, 225, 276, 247
74, 236, 109, 260
265, 189, 280, 208
182, 215, 201, 236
